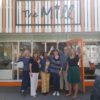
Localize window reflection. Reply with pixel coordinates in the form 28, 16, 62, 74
47, 42, 57, 52
20, 42, 31, 56
0, 0, 2, 8
84, 42, 100, 80
0, 43, 12, 70
58, 42, 66, 51
0, 43, 12, 80
12, 42, 18, 80
33, 42, 45, 54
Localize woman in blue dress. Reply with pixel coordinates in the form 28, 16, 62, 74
16, 50, 31, 95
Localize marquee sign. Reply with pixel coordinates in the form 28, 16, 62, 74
15, 0, 81, 26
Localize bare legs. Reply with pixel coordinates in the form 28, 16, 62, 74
66, 83, 72, 96
73, 83, 78, 98
66, 83, 79, 98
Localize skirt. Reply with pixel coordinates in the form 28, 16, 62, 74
67, 66, 80, 84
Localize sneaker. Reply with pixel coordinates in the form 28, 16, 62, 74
31, 94, 37, 97
66, 93, 71, 97
21, 90, 25, 96
72, 95, 78, 99
56, 91, 60, 96
52, 91, 56, 96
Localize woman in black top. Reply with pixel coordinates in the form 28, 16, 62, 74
29, 52, 40, 97
66, 48, 80, 98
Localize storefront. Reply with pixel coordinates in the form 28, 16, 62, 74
0, 0, 100, 92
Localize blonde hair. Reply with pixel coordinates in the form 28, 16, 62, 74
69, 48, 76, 57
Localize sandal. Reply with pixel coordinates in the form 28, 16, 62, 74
72, 96, 78, 99
66, 93, 72, 96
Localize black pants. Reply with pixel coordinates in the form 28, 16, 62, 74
21, 71, 30, 91
90, 76, 100, 100
52, 73, 60, 91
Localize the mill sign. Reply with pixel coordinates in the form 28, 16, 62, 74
16, 0, 81, 26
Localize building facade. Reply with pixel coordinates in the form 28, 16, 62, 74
0, 0, 100, 89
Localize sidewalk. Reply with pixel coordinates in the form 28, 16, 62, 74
0, 87, 91, 100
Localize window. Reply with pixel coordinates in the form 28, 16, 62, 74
46, 42, 57, 52
33, 42, 45, 54
58, 42, 66, 51
0, 42, 12, 80
84, 42, 100, 80
0, 43, 12, 70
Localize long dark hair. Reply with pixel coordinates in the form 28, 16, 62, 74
52, 49, 60, 57
33, 52, 39, 61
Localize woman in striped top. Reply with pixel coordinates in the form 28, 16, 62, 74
48, 46, 62, 96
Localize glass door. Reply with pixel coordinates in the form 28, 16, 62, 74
83, 42, 100, 80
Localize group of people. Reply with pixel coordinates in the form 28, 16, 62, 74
17, 45, 81, 99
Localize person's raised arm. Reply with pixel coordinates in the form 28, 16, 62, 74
16, 53, 21, 62
47, 46, 54, 56
76, 46, 82, 58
